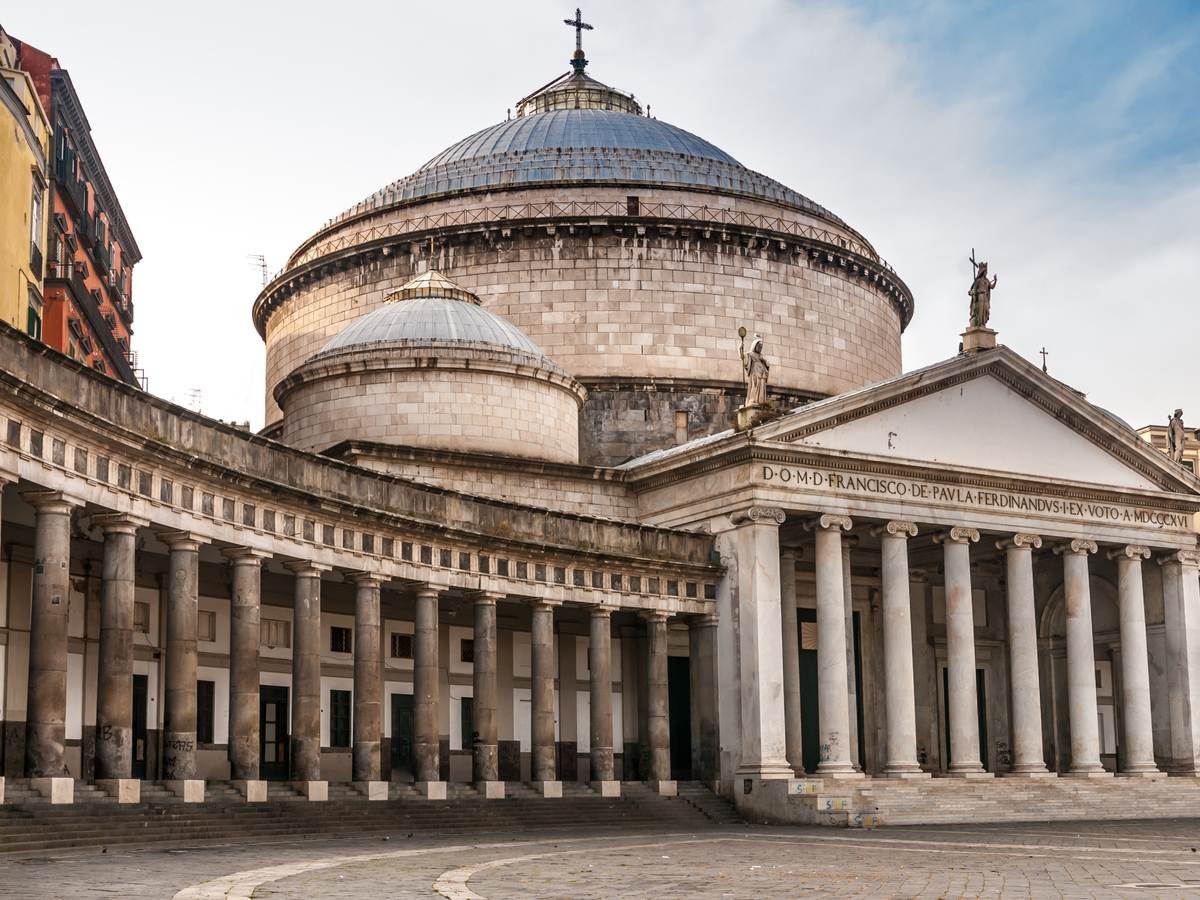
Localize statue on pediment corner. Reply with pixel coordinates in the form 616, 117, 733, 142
968, 256, 997, 329
738, 326, 769, 408
1168, 409, 1197, 465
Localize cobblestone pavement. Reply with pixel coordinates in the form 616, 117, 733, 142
5, 819, 1200, 898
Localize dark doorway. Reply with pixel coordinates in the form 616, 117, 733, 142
798, 608, 819, 773
668, 655, 692, 779
390, 693, 415, 778
260, 686, 289, 781
131, 674, 148, 779
851, 610, 864, 770
942, 667, 989, 771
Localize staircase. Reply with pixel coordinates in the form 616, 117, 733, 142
0, 780, 738, 856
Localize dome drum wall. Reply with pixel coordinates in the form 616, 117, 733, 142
276, 345, 584, 464
261, 225, 905, 444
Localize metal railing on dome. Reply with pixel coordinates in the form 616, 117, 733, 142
264, 199, 895, 288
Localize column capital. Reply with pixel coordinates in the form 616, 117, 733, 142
689, 612, 719, 628
89, 512, 149, 535
780, 546, 804, 562
934, 526, 979, 545
1053, 539, 1098, 557
908, 567, 930, 583
21, 489, 83, 513
414, 584, 446, 601
804, 513, 853, 533
157, 530, 208, 551
222, 546, 269, 564
347, 571, 383, 588
996, 532, 1042, 551
1107, 544, 1151, 562
527, 597, 562, 610
640, 609, 671, 624
731, 506, 786, 527
1159, 549, 1200, 569
473, 590, 504, 606
589, 604, 617, 619
872, 520, 917, 539
284, 560, 331, 577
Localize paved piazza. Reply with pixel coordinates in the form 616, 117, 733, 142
5, 821, 1200, 898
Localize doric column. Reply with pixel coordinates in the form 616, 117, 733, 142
841, 536, 860, 770
644, 611, 673, 790
287, 562, 325, 786
998, 533, 1049, 775
351, 573, 383, 786
1108, 545, 1159, 776
413, 585, 443, 788
810, 513, 856, 776
1054, 539, 1105, 775
161, 531, 204, 782
936, 526, 985, 775
530, 600, 559, 789
473, 592, 501, 791
875, 520, 922, 776
224, 548, 265, 785
588, 605, 616, 788
688, 613, 719, 786
1158, 550, 1200, 773
779, 549, 804, 775
23, 492, 77, 778
730, 506, 793, 780
94, 515, 142, 782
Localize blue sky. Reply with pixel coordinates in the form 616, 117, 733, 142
4, 0, 1198, 430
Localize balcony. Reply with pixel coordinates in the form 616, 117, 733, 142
54, 163, 89, 220
43, 266, 140, 388
91, 237, 111, 274
30, 243, 43, 279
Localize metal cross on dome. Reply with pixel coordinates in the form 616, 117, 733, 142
564, 8, 593, 73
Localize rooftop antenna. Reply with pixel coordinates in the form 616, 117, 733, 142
563, 7, 593, 74
248, 254, 268, 287
1039, 347, 1049, 373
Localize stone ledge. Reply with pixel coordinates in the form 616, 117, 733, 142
232, 779, 268, 802
356, 780, 389, 800
416, 781, 446, 800
591, 780, 621, 798
163, 779, 204, 803
294, 780, 328, 801
531, 780, 562, 798
95, 778, 140, 804
31, 777, 74, 804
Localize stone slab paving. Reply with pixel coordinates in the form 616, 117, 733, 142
4, 820, 1200, 898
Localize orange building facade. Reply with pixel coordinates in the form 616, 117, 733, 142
12, 37, 142, 386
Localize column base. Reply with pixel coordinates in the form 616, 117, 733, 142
95, 778, 140, 803
647, 780, 677, 796
31, 776, 74, 804
1065, 769, 1113, 779
1001, 769, 1057, 779
163, 779, 205, 802
477, 781, 505, 800
416, 781, 446, 800
232, 779, 268, 802
293, 780, 328, 801
883, 768, 931, 780
943, 769, 993, 780
1117, 769, 1167, 779
356, 780, 389, 800
591, 780, 621, 797
736, 762, 797, 780
531, 780, 562, 798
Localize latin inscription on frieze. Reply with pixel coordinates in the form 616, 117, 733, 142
760, 465, 1192, 530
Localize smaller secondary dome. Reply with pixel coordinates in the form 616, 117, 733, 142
317, 270, 556, 369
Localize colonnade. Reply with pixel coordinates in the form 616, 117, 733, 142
12, 489, 694, 800
737, 507, 1200, 781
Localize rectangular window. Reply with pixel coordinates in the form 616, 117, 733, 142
197, 680, 215, 744
331, 625, 352, 654
390, 632, 413, 659
261, 617, 291, 649
329, 689, 352, 748
198, 609, 216, 642
674, 410, 689, 444
460, 639, 475, 664
133, 601, 150, 634
460, 696, 475, 750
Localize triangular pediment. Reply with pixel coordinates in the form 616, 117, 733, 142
756, 348, 1197, 494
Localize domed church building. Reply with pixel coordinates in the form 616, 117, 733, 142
0, 17, 1199, 833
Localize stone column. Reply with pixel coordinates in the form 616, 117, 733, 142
909, 570, 936, 771
351, 573, 384, 796
1054, 539, 1105, 776
473, 592, 502, 797
998, 534, 1050, 775
287, 562, 326, 798
644, 611, 674, 794
811, 514, 857, 777
937, 526, 986, 776
1107, 545, 1160, 777
779, 549, 804, 775
530, 599, 560, 795
23, 492, 76, 784
875, 520, 923, 777
588, 605, 618, 795
1158, 550, 1200, 773
225, 548, 265, 799
94, 515, 141, 792
688, 613, 719, 787
841, 537, 860, 770
413, 585, 444, 796
160, 531, 204, 798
